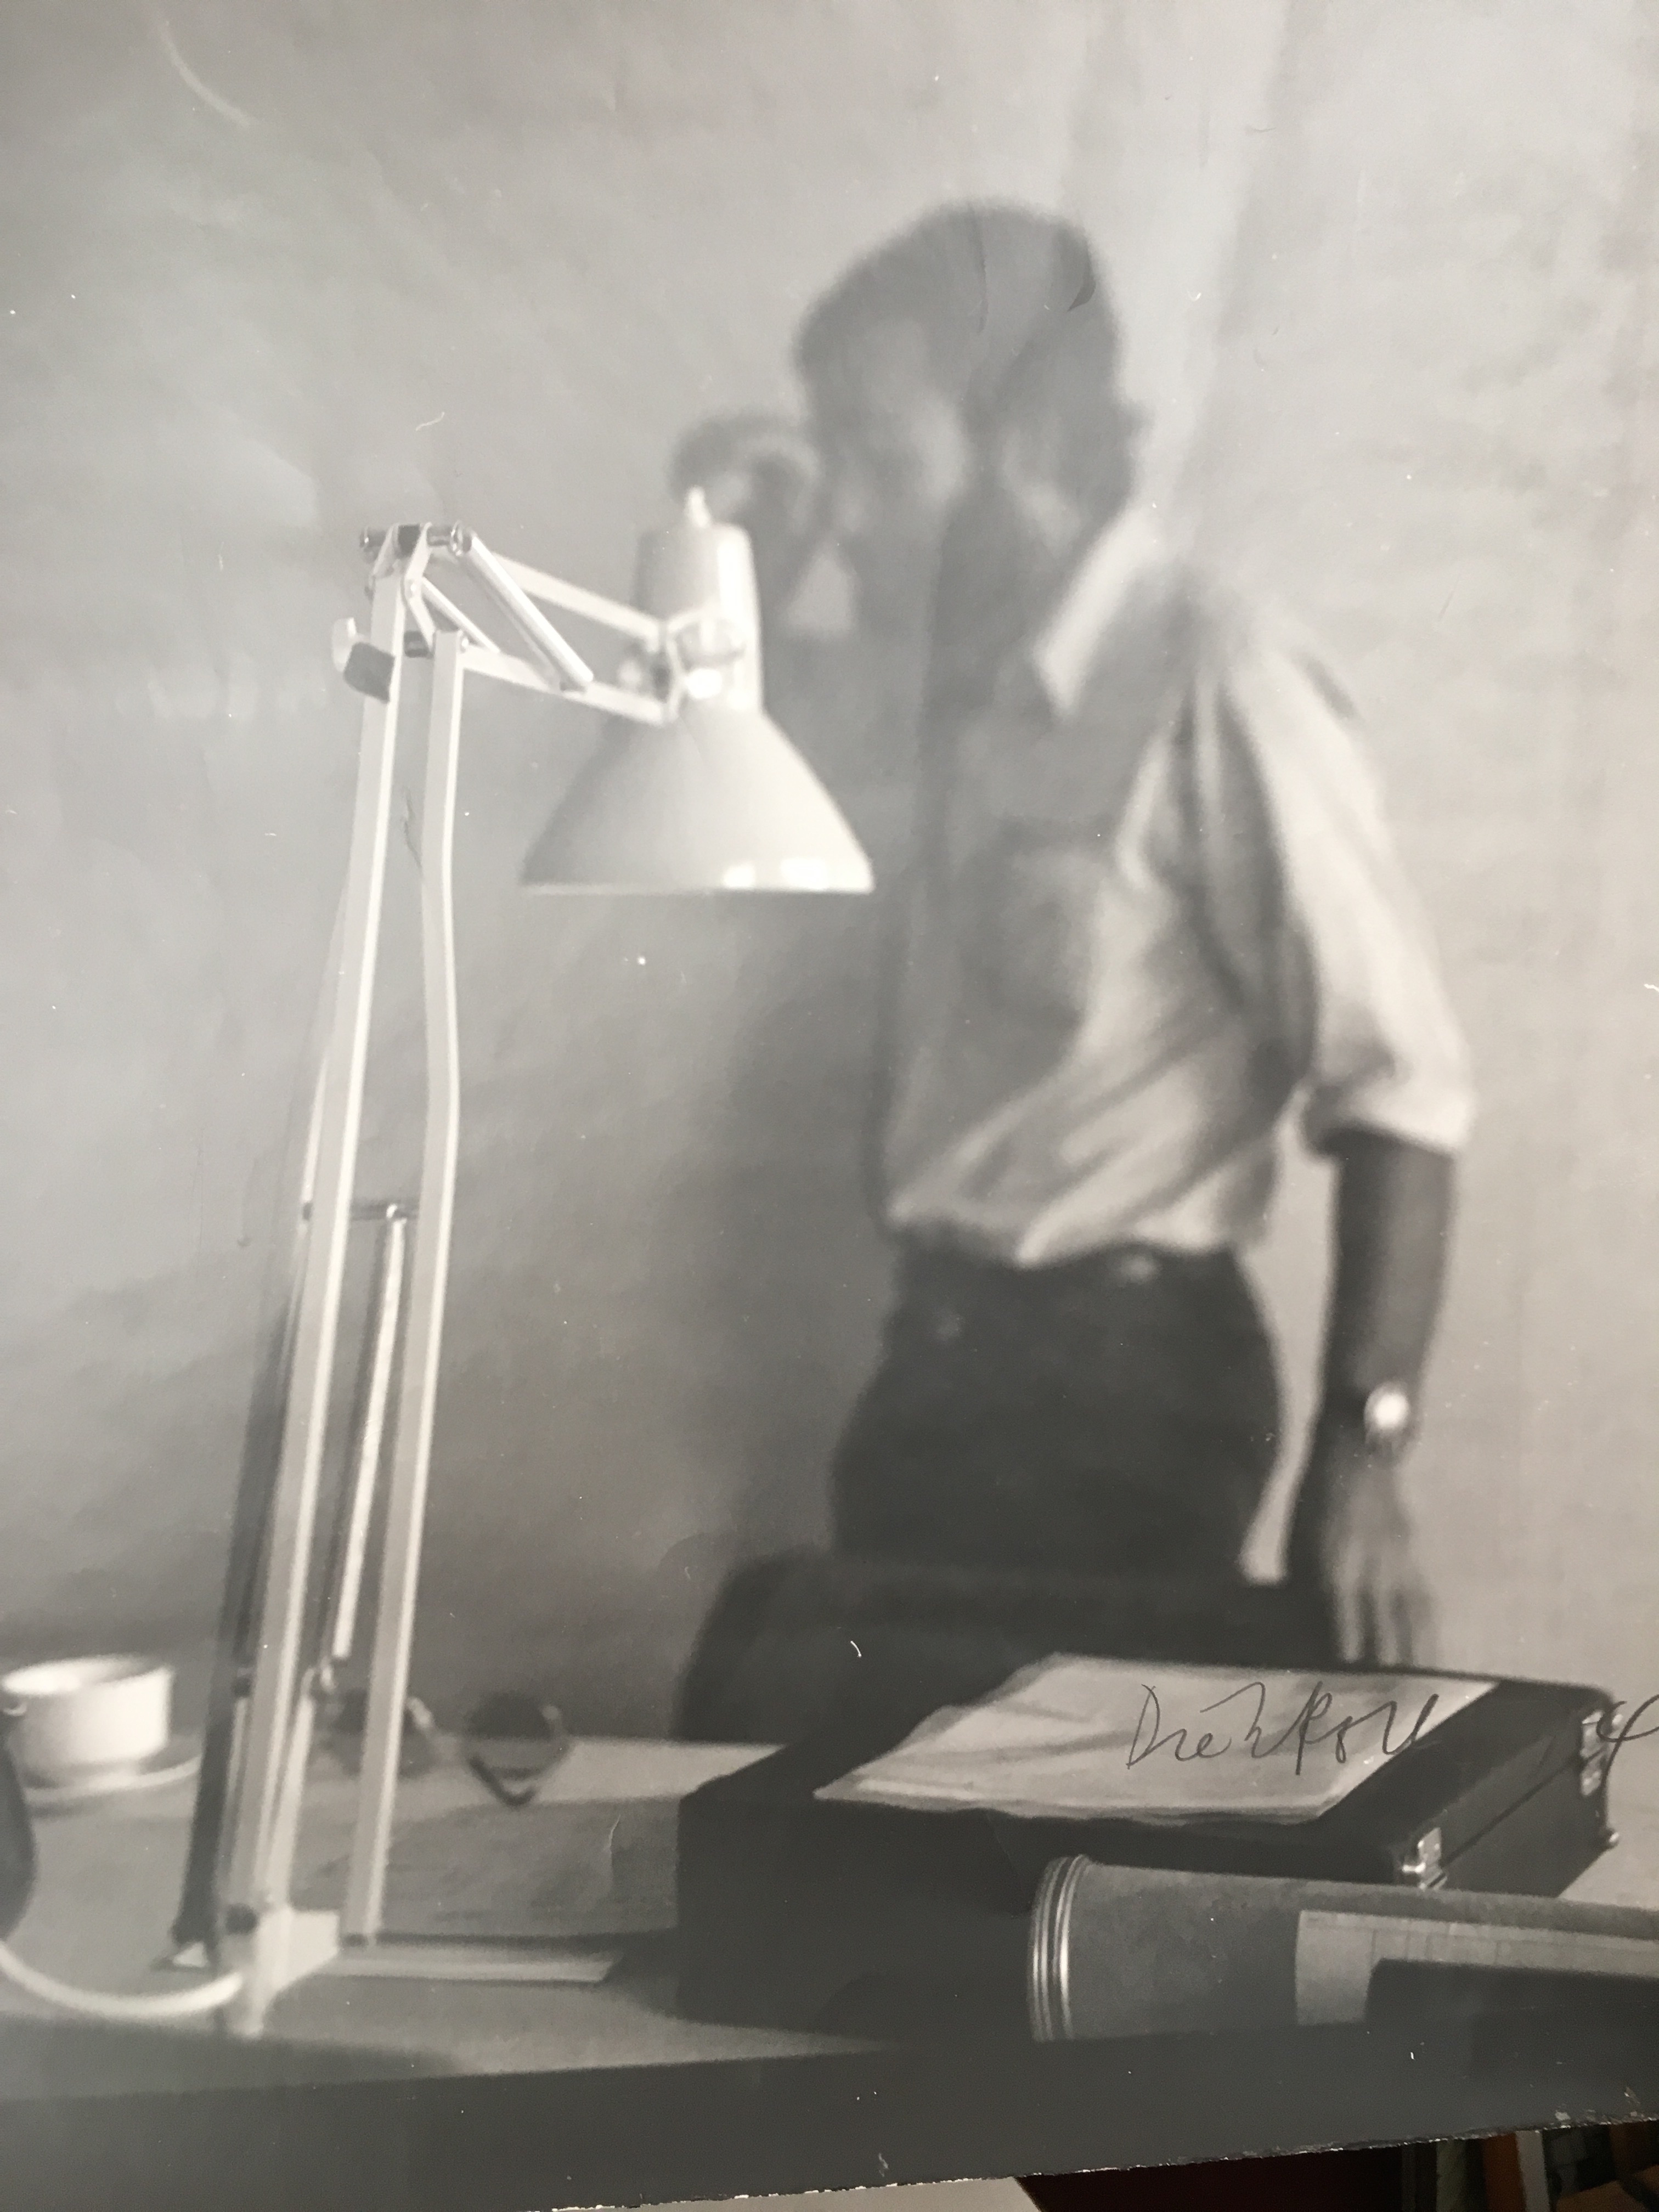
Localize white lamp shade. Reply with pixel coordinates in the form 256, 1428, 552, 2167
521, 698, 873, 894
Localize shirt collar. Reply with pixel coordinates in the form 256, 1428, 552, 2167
1028, 504, 1165, 720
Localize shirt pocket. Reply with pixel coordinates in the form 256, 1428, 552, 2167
953, 825, 1108, 1028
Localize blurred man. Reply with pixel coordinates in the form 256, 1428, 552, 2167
705, 205, 1473, 1666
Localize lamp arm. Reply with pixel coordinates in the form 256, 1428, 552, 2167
396, 524, 681, 716
340, 525, 681, 727
421, 623, 675, 727
342, 507, 783, 740
360, 520, 669, 651
456, 535, 598, 691
417, 580, 494, 651
445, 525, 675, 667
484, 548, 666, 648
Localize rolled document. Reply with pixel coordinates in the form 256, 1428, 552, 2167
1028, 1857, 1659, 2042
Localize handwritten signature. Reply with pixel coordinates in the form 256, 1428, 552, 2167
1126, 1681, 1659, 1780
1126, 1679, 1439, 1776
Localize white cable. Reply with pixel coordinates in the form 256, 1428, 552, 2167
0, 1938, 242, 2025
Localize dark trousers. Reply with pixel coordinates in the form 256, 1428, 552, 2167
831, 1241, 1282, 1581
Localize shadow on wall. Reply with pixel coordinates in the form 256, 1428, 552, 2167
402, 414, 924, 1734
0, 0, 933, 1725
14, 0, 1654, 1731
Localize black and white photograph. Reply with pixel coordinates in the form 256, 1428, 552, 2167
2, 2, 1658, 2203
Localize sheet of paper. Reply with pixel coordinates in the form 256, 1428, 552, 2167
817, 1656, 1496, 1825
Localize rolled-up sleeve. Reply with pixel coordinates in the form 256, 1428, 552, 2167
1185, 610, 1475, 1159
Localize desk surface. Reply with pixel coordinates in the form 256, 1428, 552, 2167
3, 1737, 848, 2087
5, 1731, 1659, 2097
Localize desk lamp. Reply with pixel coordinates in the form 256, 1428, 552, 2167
165, 490, 872, 2036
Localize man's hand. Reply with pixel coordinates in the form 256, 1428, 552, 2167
1288, 1421, 1434, 1667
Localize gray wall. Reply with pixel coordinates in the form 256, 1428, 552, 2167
1194, 0, 1659, 1702
2, 0, 1654, 1729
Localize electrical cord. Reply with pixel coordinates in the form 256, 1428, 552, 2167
0, 1938, 242, 2024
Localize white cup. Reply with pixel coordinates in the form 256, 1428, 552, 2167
1, 1656, 172, 1784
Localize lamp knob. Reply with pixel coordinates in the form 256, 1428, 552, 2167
332, 618, 396, 702
682, 486, 713, 529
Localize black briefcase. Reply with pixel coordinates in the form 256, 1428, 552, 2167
676, 1546, 1337, 1745
676, 1665, 1620, 2039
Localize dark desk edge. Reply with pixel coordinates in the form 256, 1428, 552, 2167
2, 2001, 1658, 2212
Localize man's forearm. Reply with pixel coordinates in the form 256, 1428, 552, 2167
1294, 1131, 1455, 1660
1319, 1131, 1457, 1406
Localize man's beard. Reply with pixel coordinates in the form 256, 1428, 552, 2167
850, 540, 943, 648
923, 484, 1059, 719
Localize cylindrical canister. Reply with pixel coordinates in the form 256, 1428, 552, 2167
1028, 1857, 1659, 2042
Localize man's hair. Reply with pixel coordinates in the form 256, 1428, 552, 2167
794, 203, 1127, 481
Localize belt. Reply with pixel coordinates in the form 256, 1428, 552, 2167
895, 1237, 1234, 1312
891, 1240, 1236, 1352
